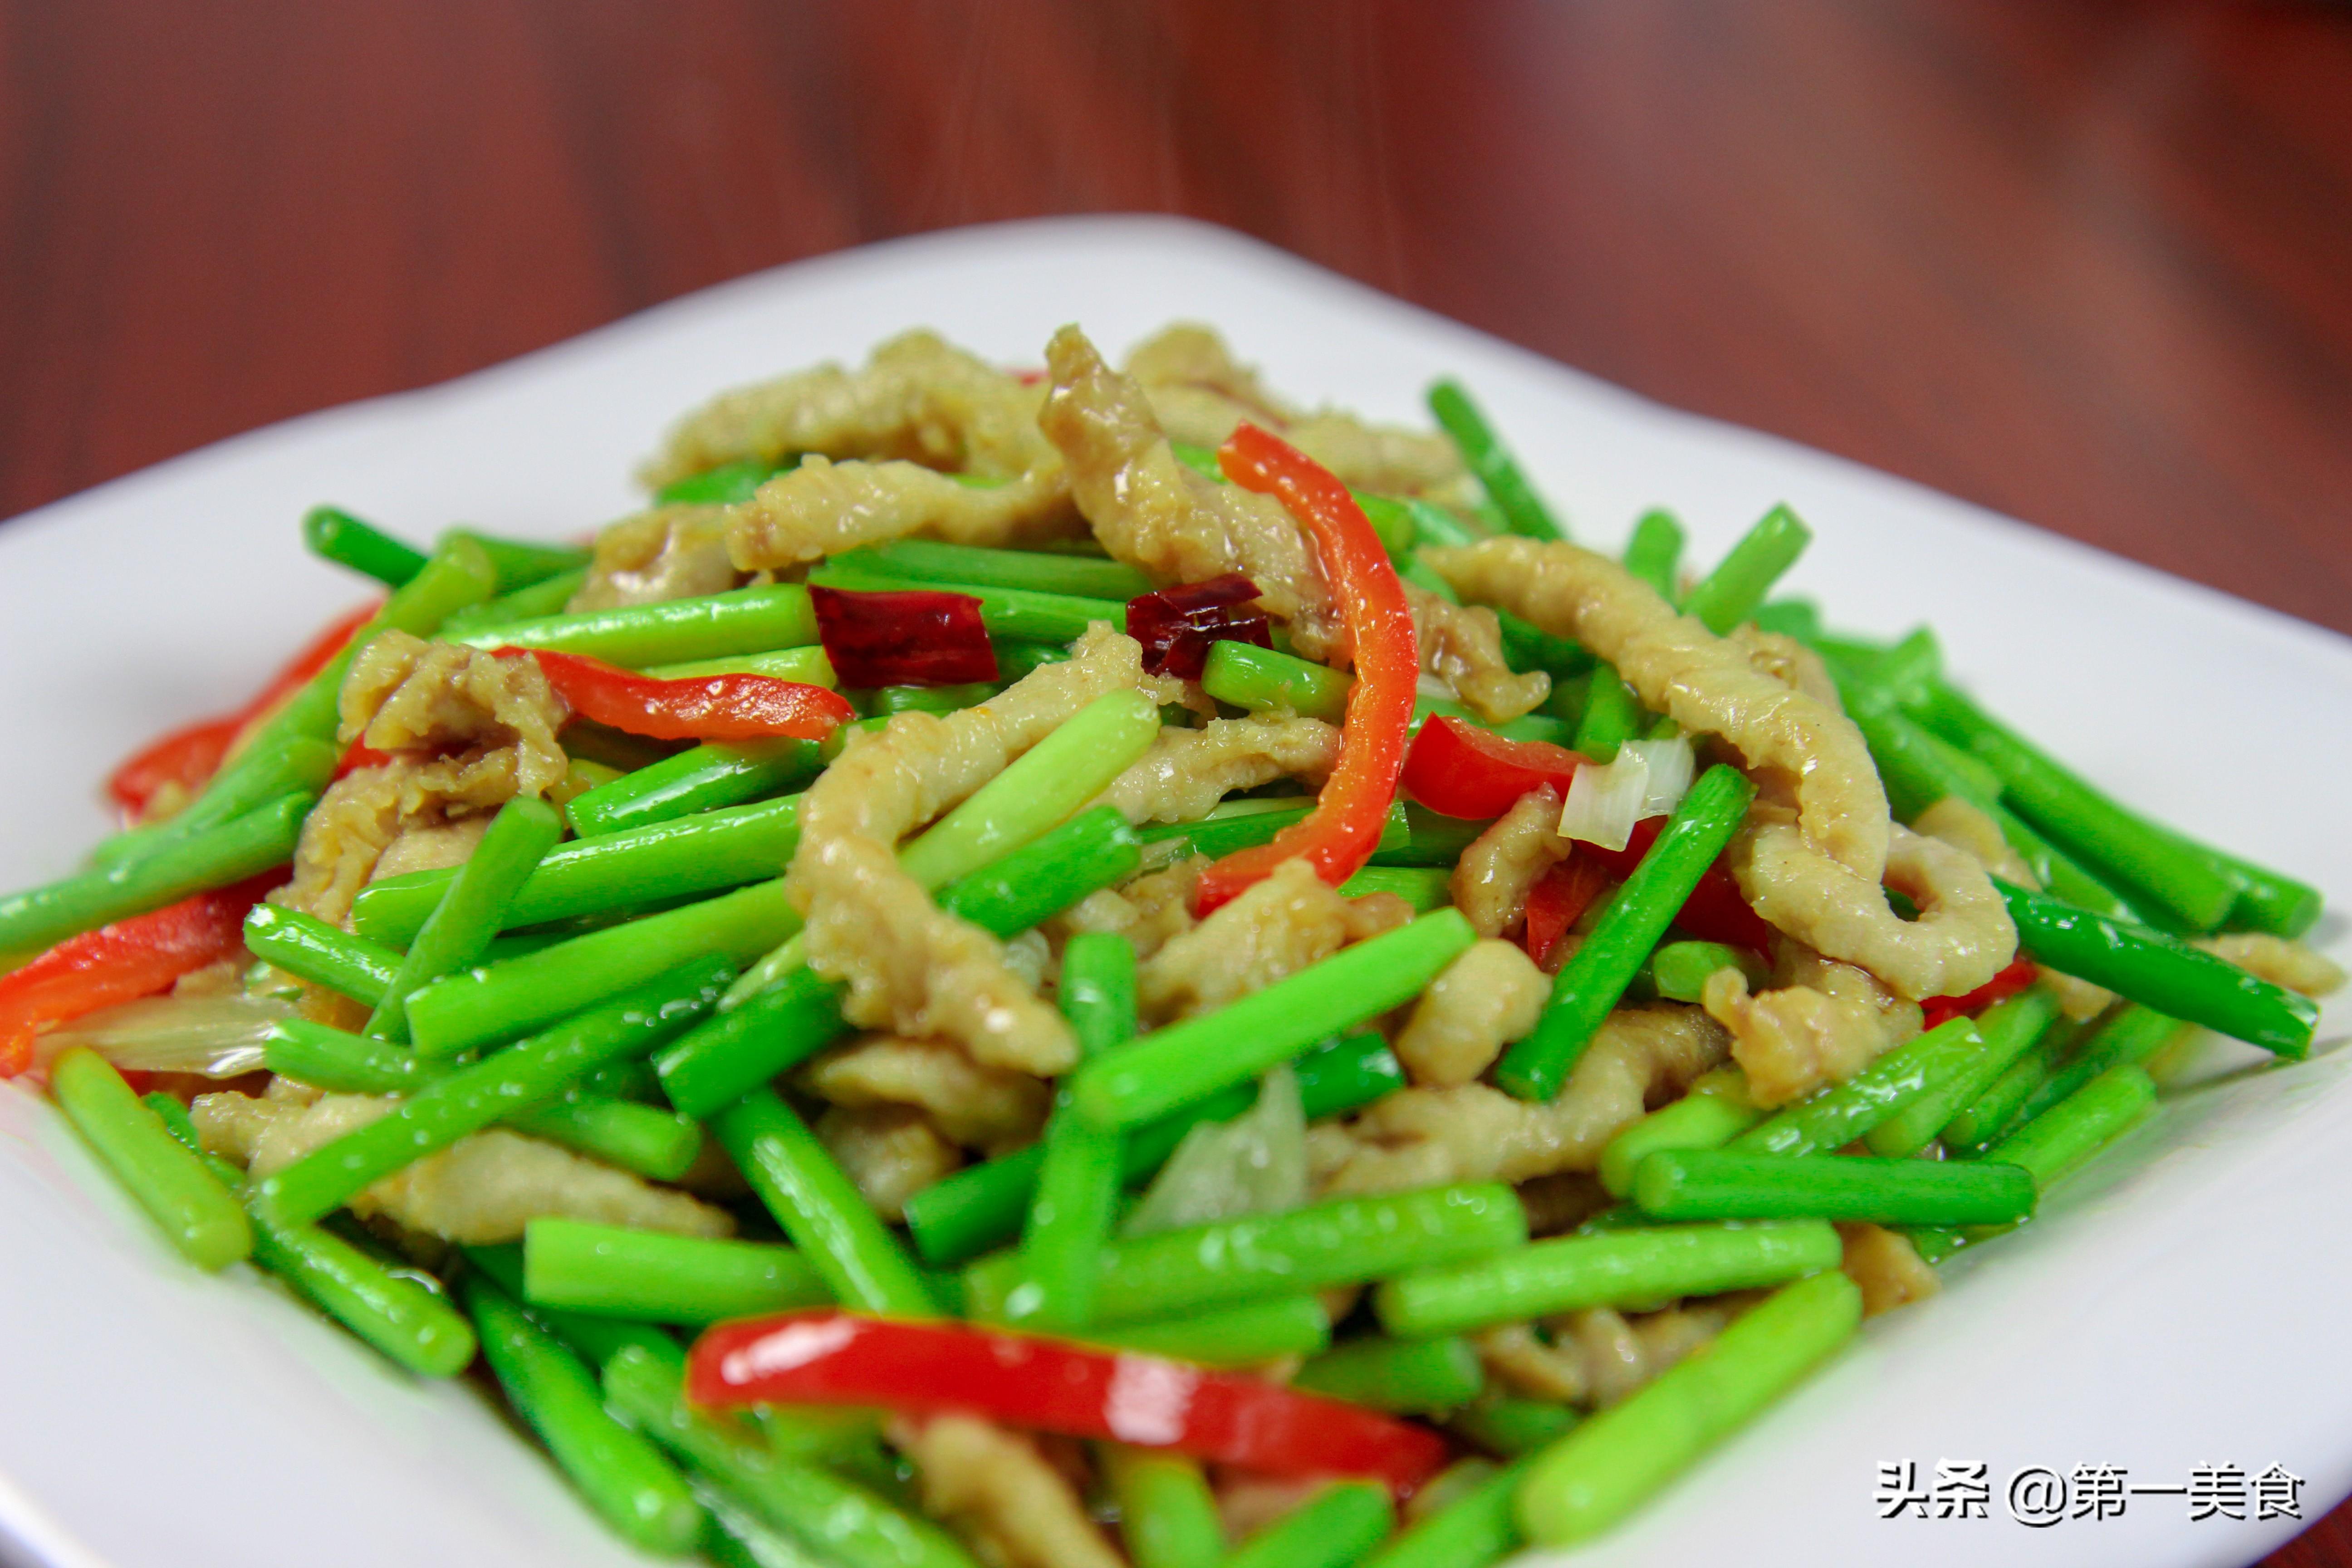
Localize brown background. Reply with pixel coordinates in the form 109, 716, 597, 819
1, 0, 2347, 1561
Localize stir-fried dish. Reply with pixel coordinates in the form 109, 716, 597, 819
3, 323, 2341, 1567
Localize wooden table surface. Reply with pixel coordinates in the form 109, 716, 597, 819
1, 0, 2347, 1562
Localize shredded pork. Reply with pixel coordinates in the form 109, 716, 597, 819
1474, 1300, 1735, 1408
1730, 820, 2017, 1002
1702, 943, 1924, 1108
338, 631, 570, 809
1124, 323, 1473, 502
274, 760, 475, 927
814, 1105, 963, 1222
1470, 1322, 1588, 1403
569, 504, 740, 610
2196, 933, 2347, 999
367, 815, 493, 885
1913, 795, 2039, 889
1047, 857, 1204, 962
1450, 787, 1573, 938
895, 1415, 1125, 1568
1912, 799, 2125, 1011
1406, 584, 1549, 722
1125, 322, 1290, 441
727, 454, 1079, 572
1726, 623, 1842, 709
274, 633, 571, 926
1393, 939, 1549, 1087
1425, 538, 2017, 998
1573, 1303, 1735, 1407
787, 625, 1171, 1075
1093, 715, 1339, 826
1424, 538, 1887, 874
1838, 1222, 1941, 1317
1137, 858, 1406, 1023
1041, 325, 1345, 661
643, 328, 1064, 489
1318, 1004, 1730, 1192
191, 1089, 730, 1243
2043, 971, 2119, 1022
802, 1035, 1052, 1155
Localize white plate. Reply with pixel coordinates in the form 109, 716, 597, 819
1, 216, 2346, 1568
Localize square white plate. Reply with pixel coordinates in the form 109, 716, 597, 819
1, 216, 2346, 1568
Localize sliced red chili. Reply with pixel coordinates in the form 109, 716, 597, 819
1921, 955, 2040, 1032
1524, 853, 1616, 972
335, 744, 396, 779
689, 1311, 1448, 1494
108, 720, 243, 821
1, 872, 283, 1076
107, 601, 380, 819
1193, 426, 1420, 915
1401, 716, 1588, 822
808, 585, 1000, 688
504, 648, 855, 742
1126, 573, 1272, 680
1581, 816, 1778, 955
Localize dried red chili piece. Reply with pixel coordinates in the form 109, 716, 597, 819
1126, 573, 1273, 680
809, 586, 1000, 688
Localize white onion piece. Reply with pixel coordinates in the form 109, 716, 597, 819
1628, 737, 1696, 818
1558, 738, 1698, 852
34, 994, 293, 1078
1122, 1064, 1306, 1237
1001, 929, 1051, 991
1559, 751, 1650, 852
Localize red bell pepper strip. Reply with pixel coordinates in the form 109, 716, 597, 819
500, 648, 854, 742
1524, 853, 1615, 971
108, 719, 243, 821
808, 586, 1000, 688
0, 872, 282, 1076
335, 745, 395, 779
689, 1311, 1449, 1493
1401, 716, 1588, 822
1582, 816, 1778, 955
107, 602, 380, 818
1920, 955, 2040, 1032
1192, 425, 1419, 916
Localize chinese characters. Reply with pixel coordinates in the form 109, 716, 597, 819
1874, 1461, 2303, 1527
